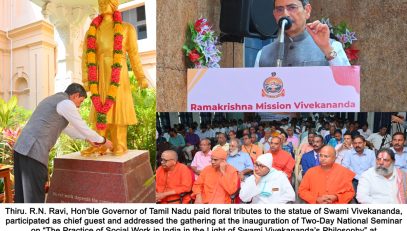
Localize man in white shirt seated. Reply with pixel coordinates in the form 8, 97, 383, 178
356, 148, 407, 204
366, 125, 391, 151
357, 122, 372, 139
240, 153, 295, 204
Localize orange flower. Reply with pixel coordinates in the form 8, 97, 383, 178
90, 83, 98, 95
87, 52, 96, 63
88, 26, 97, 36
114, 24, 123, 34
113, 53, 122, 64
108, 85, 118, 97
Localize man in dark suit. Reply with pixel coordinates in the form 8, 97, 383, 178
301, 135, 324, 176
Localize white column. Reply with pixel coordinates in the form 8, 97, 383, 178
37, 0, 97, 85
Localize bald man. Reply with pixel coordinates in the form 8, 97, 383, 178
299, 146, 355, 204
192, 148, 239, 204
156, 150, 193, 203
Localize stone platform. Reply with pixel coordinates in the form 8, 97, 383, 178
46, 150, 155, 203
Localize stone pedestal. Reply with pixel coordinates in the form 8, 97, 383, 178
46, 150, 155, 203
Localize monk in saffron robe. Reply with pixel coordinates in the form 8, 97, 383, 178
268, 137, 295, 180
192, 148, 239, 204
299, 146, 355, 204
156, 150, 193, 203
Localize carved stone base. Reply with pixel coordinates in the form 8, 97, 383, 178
46, 150, 154, 203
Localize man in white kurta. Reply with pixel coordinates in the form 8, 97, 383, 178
239, 153, 295, 204
356, 148, 406, 204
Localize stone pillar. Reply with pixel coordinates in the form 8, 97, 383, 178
41, 1, 97, 84
0, 33, 11, 100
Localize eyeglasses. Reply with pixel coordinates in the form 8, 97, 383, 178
161, 158, 174, 163
254, 163, 267, 169
274, 4, 302, 14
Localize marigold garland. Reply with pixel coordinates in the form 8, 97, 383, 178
86, 11, 124, 133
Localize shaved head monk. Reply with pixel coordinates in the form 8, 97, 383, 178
299, 145, 355, 204
192, 148, 239, 204
156, 150, 193, 203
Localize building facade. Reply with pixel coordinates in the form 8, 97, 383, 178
0, 0, 156, 110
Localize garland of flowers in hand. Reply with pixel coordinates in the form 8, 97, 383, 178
86, 11, 123, 134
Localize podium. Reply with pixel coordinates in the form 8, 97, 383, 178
46, 150, 155, 203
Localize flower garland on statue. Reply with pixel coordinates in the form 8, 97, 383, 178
321, 18, 359, 63
183, 18, 221, 68
86, 11, 123, 134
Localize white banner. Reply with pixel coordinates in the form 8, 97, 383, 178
187, 67, 360, 112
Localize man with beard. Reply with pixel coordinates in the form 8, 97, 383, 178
299, 146, 355, 204
356, 148, 407, 204
390, 132, 407, 173
343, 135, 376, 200
226, 138, 254, 181
301, 135, 324, 176
240, 153, 295, 204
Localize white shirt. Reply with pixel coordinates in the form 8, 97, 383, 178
366, 133, 391, 150
335, 143, 353, 165
258, 137, 271, 153
240, 170, 295, 204
356, 167, 399, 204
207, 129, 216, 138
212, 143, 229, 152
358, 128, 372, 139
163, 132, 170, 141
56, 99, 103, 143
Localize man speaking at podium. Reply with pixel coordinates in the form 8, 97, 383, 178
255, 0, 350, 67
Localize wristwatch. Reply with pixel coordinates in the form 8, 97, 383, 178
326, 49, 337, 61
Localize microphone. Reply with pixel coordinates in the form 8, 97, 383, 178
276, 16, 293, 67
278, 16, 293, 30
